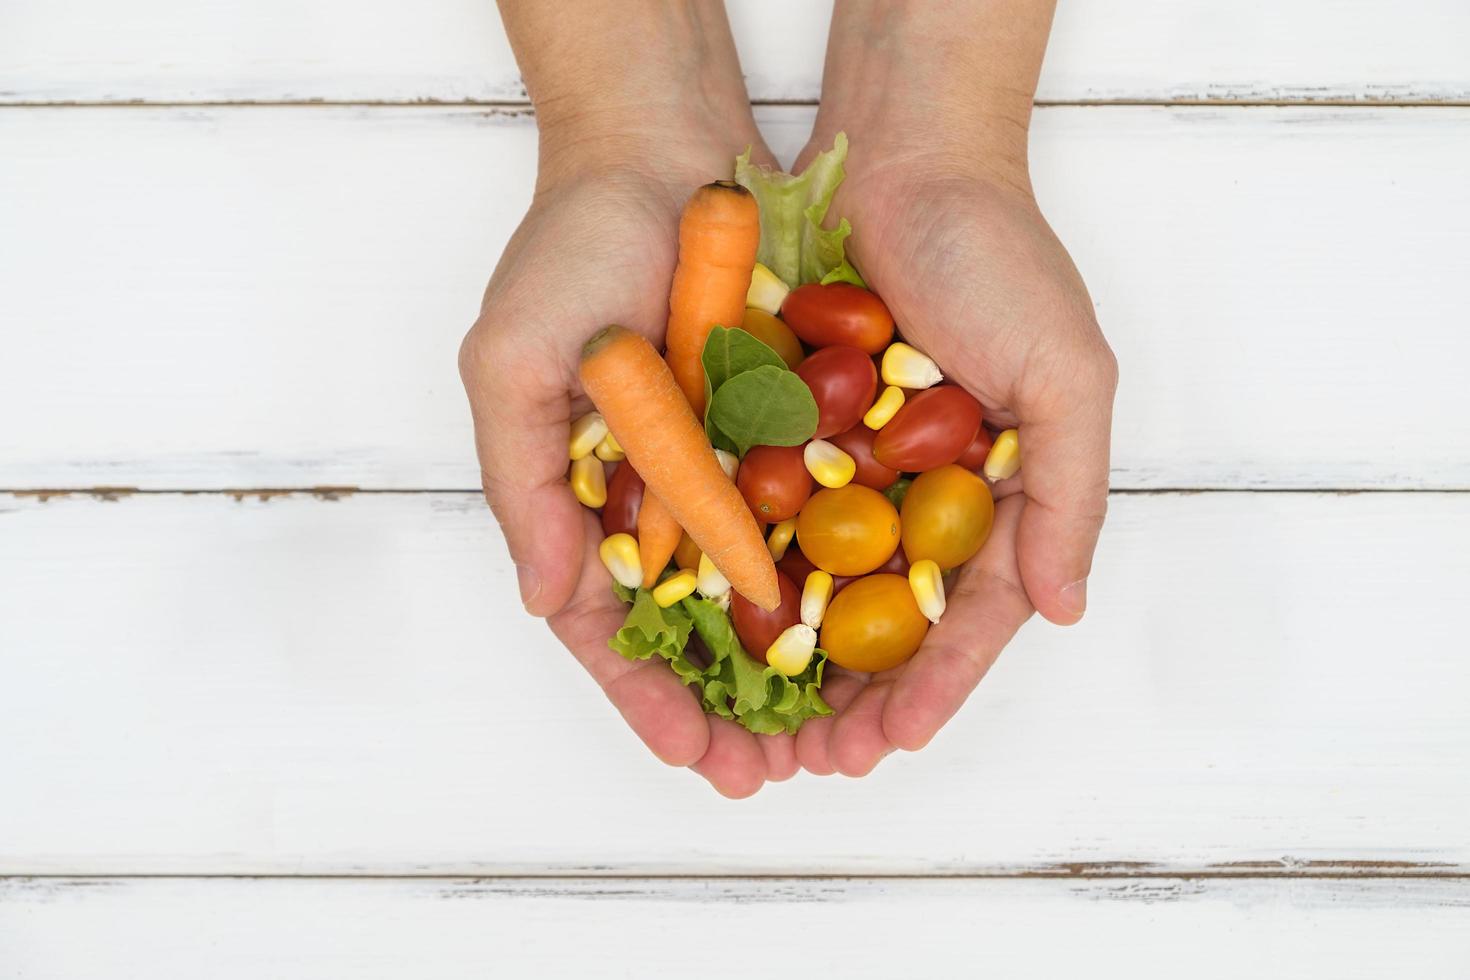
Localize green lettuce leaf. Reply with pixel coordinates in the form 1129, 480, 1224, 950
734, 132, 866, 289
609, 589, 701, 684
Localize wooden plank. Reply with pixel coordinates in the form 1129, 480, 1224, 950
2, 876, 1468, 978
2, 0, 1467, 104
2, 106, 1467, 490
1, 491, 1467, 874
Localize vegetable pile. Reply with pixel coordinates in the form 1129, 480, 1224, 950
568, 135, 1022, 734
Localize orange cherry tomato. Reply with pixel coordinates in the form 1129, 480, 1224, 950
602, 462, 644, 537
781, 283, 895, 354
731, 571, 801, 664
795, 485, 900, 576
777, 546, 855, 595
795, 345, 878, 439
900, 464, 995, 570
955, 425, 995, 470
872, 385, 983, 472
828, 424, 900, 491
738, 444, 813, 522
739, 309, 804, 370
819, 574, 929, 672
674, 531, 702, 571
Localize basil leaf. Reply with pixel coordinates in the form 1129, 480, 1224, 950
707, 365, 818, 457
701, 325, 786, 393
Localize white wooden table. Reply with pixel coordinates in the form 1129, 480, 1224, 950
3, 2, 1469, 974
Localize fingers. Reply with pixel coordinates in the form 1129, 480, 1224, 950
1014, 346, 1117, 624
882, 494, 1032, 752
829, 681, 896, 777
758, 733, 800, 783
460, 324, 586, 617
795, 669, 865, 776
691, 717, 768, 799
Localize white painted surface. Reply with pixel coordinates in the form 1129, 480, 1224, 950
3, 106, 1467, 489
2, 0, 1467, 104
2, 491, 1467, 874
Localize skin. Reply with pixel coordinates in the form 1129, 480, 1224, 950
462, 0, 1116, 793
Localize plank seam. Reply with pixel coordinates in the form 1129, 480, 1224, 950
2, 99, 1469, 110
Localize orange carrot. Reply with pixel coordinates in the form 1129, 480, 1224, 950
637, 491, 683, 589
581, 325, 779, 610
664, 180, 761, 414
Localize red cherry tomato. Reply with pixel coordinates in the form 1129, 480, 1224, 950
731, 571, 801, 664
872, 385, 983, 472
777, 546, 855, 595
737, 445, 813, 522
955, 425, 995, 470
602, 462, 644, 537
781, 283, 895, 354
795, 345, 878, 439
873, 546, 911, 577
828, 424, 900, 491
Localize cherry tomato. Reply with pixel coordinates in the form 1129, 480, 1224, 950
819, 574, 929, 672
601, 462, 644, 537
828, 424, 900, 491
795, 485, 900, 576
674, 531, 702, 571
795, 345, 878, 439
901, 464, 995, 570
781, 283, 895, 354
777, 546, 855, 594
873, 546, 911, 577
955, 425, 995, 470
737, 444, 813, 522
731, 570, 801, 664
872, 385, 983, 472
739, 309, 804, 370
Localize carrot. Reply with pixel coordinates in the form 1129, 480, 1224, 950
664, 180, 761, 414
581, 325, 780, 611
636, 491, 683, 589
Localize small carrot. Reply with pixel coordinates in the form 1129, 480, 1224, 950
664, 180, 761, 414
580, 325, 780, 610
637, 491, 683, 589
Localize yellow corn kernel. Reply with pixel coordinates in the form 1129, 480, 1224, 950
766, 517, 798, 561
569, 412, 609, 460
652, 568, 698, 608
863, 385, 906, 430
593, 430, 625, 462
800, 570, 834, 629
908, 558, 946, 623
714, 449, 740, 482
598, 533, 643, 590
569, 454, 607, 508
881, 342, 944, 389
984, 428, 1021, 481
765, 623, 817, 677
712, 591, 732, 613
804, 439, 856, 489
746, 262, 790, 316
697, 552, 731, 599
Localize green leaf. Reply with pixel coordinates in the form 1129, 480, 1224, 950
708, 365, 818, 457
883, 477, 913, 510
609, 589, 692, 663
735, 132, 864, 287
701, 325, 786, 393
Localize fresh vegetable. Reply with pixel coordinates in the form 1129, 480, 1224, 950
873, 546, 911, 577
800, 570, 834, 629
900, 464, 995, 570
674, 531, 702, 571
828, 424, 900, 491
746, 262, 790, 316
819, 573, 930, 673
653, 568, 698, 608
570, 454, 607, 508
775, 545, 853, 595
637, 491, 683, 589
701, 326, 818, 457
580, 325, 780, 610
731, 570, 802, 665
737, 444, 813, 522
803, 438, 856, 489
765, 624, 818, 677
795, 484, 901, 576
881, 477, 912, 510
696, 552, 732, 600
599, 533, 643, 590
569, 411, 609, 460
908, 559, 946, 624
766, 517, 798, 561
781, 283, 894, 354
739, 309, 803, 369
602, 462, 645, 538
594, 430, 626, 462
880, 342, 944, 389
984, 428, 1021, 481
795, 345, 878, 438
735, 132, 862, 288
863, 385, 905, 430
955, 425, 994, 470
664, 181, 761, 414
872, 384, 984, 472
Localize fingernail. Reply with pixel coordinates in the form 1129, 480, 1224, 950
1059, 578, 1088, 619
515, 563, 542, 609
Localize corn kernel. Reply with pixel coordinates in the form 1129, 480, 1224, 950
766, 518, 797, 561
712, 591, 732, 613
714, 449, 740, 482
652, 568, 698, 608
800, 570, 834, 629
804, 439, 856, 489
569, 455, 607, 508
593, 430, 625, 462
984, 428, 1021, 481
598, 533, 643, 590
746, 262, 790, 316
863, 385, 906, 430
697, 552, 732, 599
569, 412, 609, 460
766, 623, 817, 677
881, 343, 943, 389
908, 558, 946, 623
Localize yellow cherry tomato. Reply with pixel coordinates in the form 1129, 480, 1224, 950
819, 574, 929, 672
739, 309, 805, 370
795, 485, 900, 576
900, 464, 994, 570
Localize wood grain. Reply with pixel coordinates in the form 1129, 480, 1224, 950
2, 106, 1467, 490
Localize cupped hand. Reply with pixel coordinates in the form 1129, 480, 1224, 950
459, 137, 799, 798
790, 145, 1119, 778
